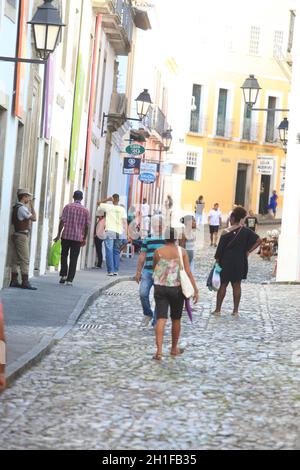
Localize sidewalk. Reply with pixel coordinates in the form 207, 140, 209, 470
1, 257, 137, 385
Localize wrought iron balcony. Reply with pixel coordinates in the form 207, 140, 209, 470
215, 118, 234, 139
189, 114, 209, 135
144, 105, 167, 138
92, 0, 133, 55
241, 121, 259, 142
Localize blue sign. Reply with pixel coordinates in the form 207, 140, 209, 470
139, 172, 156, 184
123, 157, 141, 175
139, 162, 157, 184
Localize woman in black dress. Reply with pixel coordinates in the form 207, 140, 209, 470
213, 206, 261, 316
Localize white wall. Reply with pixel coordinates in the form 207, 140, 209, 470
0, 0, 38, 286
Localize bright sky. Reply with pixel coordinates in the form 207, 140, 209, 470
152, 0, 294, 70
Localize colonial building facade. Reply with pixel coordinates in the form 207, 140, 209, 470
0, 0, 151, 287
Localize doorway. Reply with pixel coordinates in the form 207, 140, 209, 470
259, 174, 271, 215
235, 163, 248, 206
34, 142, 50, 273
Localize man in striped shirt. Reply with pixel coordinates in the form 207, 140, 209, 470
135, 215, 165, 327
54, 191, 90, 286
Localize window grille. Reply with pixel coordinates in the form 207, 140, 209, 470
249, 26, 260, 56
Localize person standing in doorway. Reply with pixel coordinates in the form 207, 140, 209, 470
135, 215, 166, 327
208, 203, 222, 247
195, 195, 205, 226
54, 191, 90, 286
94, 212, 105, 268
10, 189, 37, 290
97, 194, 127, 276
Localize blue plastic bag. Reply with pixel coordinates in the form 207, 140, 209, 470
207, 264, 222, 291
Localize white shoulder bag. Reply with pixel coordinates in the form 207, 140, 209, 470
178, 247, 195, 299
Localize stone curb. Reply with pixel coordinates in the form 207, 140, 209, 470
262, 281, 300, 285
5, 276, 135, 387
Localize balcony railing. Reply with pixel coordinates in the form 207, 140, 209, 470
242, 120, 259, 142
215, 118, 234, 139
144, 105, 167, 137
113, 0, 123, 15
189, 115, 209, 135
93, 1, 133, 54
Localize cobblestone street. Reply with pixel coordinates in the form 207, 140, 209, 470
1, 233, 300, 450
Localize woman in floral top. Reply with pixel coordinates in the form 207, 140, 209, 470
152, 228, 198, 360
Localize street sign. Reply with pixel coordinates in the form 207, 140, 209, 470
123, 157, 141, 175
139, 162, 157, 184
126, 144, 145, 156
257, 156, 274, 175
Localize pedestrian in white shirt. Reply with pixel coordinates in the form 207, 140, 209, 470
97, 194, 127, 276
208, 203, 222, 247
141, 198, 150, 238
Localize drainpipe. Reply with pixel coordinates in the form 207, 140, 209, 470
277, 9, 300, 282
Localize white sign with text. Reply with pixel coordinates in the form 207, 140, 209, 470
257, 156, 274, 175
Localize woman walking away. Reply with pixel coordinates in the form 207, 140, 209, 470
213, 206, 261, 316
179, 215, 197, 273
195, 195, 205, 226
152, 228, 198, 360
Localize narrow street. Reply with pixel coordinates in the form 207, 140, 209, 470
1, 232, 300, 450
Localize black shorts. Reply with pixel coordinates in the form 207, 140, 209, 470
209, 225, 219, 234
154, 285, 185, 320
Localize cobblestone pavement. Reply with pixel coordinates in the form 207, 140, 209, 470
1, 228, 300, 450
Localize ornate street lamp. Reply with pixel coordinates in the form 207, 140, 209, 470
241, 75, 261, 109
0, 0, 64, 64
241, 75, 289, 113
102, 89, 153, 136
28, 0, 65, 61
278, 117, 289, 153
135, 89, 152, 120
162, 128, 173, 151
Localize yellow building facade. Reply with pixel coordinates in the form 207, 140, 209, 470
181, 72, 289, 218
159, 0, 295, 219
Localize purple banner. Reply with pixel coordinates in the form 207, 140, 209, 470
44, 55, 55, 139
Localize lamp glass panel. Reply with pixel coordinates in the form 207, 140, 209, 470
46, 25, 60, 51
33, 24, 47, 51
163, 134, 172, 148
137, 100, 150, 118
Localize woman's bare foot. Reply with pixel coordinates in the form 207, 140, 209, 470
211, 311, 221, 315
152, 352, 162, 360
232, 311, 239, 316
170, 347, 185, 356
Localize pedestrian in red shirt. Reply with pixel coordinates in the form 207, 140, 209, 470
54, 191, 90, 286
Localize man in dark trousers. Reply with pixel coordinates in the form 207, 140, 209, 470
54, 191, 90, 286
10, 189, 37, 290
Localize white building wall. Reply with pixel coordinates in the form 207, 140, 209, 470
0, 0, 38, 287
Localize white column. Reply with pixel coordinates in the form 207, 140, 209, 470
276, 9, 300, 282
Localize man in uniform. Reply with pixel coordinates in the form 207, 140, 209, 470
10, 189, 37, 290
